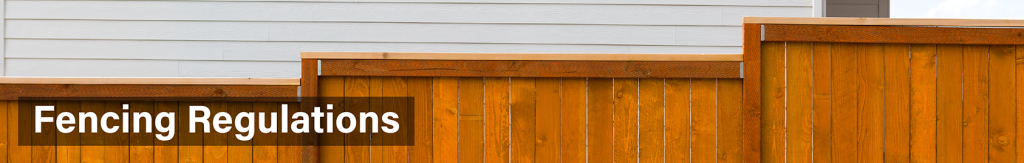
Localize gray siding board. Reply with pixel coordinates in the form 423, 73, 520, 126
4, 0, 810, 77
826, 4, 879, 17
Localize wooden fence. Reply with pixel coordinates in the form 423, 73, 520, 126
744, 17, 1024, 163
0, 78, 303, 163
301, 52, 746, 162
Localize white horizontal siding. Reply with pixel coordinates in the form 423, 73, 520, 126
6, 58, 301, 78
6, 39, 740, 62
7, 1, 808, 26
9, 20, 750, 46
4, 0, 810, 77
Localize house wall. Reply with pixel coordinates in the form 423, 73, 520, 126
3, 0, 810, 78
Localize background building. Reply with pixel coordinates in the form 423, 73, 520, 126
0, 0, 885, 78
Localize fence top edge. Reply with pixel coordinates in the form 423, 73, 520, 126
300, 52, 744, 62
745, 17, 1024, 27
0, 77, 301, 86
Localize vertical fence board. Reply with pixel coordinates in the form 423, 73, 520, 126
588, 78, 614, 163
153, 102, 178, 163
692, 79, 717, 163
345, 77, 371, 163
320, 77, 346, 163
368, 77, 385, 163
279, 101, 301, 163
459, 77, 485, 163
227, 102, 253, 163
56, 101, 81, 163
485, 77, 510, 163
639, 78, 665, 163
613, 78, 639, 163
812, 42, 833, 163
251, 102, 277, 163
761, 41, 786, 163
664, 79, 691, 163
380, 77, 410, 163
408, 77, 434, 163
857, 43, 884, 163
128, 101, 154, 163
1018, 45, 1024, 163
535, 78, 561, 163
743, 24, 764, 163
910, 44, 937, 163
203, 102, 229, 163
786, 42, 813, 163
178, 101, 203, 163
884, 44, 911, 163
432, 77, 458, 163
990, 45, 1016, 163
104, 102, 128, 163
511, 78, 537, 163
832, 43, 859, 163
718, 79, 743, 163
0, 101, 7, 162
79, 102, 103, 163
561, 78, 587, 163
33, 101, 56, 163
9, 101, 29, 163
937, 44, 964, 163
963, 45, 990, 163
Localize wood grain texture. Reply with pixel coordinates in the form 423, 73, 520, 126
153, 102, 178, 163
989, 45, 1015, 163
741, 24, 762, 163
345, 76, 371, 163
832, 43, 858, 163
203, 102, 229, 163
936, 44, 963, 163
302, 52, 742, 61
691, 78, 716, 163
299, 59, 320, 163
962, 45, 990, 163
535, 78, 561, 163
884, 44, 910, 163
909, 44, 937, 163
9, 101, 30, 163
785, 42, 813, 163
763, 24, 1024, 45
32, 101, 56, 163
510, 77, 536, 163
319, 77, 346, 163
103, 102, 128, 163
588, 78, 614, 163
561, 78, 587, 163
485, 77, 510, 163
252, 102, 278, 163
664, 78, 690, 163
56, 101, 81, 163
811, 42, 833, 163
1018, 45, 1024, 163
718, 79, 743, 163
227, 102, 254, 163
278, 102, 301, 163
613, 78, 639, 163
638, 78, 665, 163
857, 43, 884, 163
320, 60, 742, 79
0, 101, 7, 163
407, 77, 434, 163
128, 101, 154, 163
760, 41, 786, 163
376, 77, 409, 163
459, 77, 485, 163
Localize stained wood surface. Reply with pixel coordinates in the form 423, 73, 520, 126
320, 60, 742, 78
909, 44, 937, 163
785, 42, 812, 163
763, 24, 1024, 45
883, 44, 910, 163
811, 42, 833, 163
760, 41, 785, 163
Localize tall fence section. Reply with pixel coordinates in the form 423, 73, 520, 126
745, 17, 1024, 163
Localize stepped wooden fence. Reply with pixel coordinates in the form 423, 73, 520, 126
8, 17, 1024, 163
745, 17, 1024, 163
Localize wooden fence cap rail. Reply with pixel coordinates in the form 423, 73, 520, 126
0, 77, 300, 85
745, 17, 1024, 27
301, 52, 743, 61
